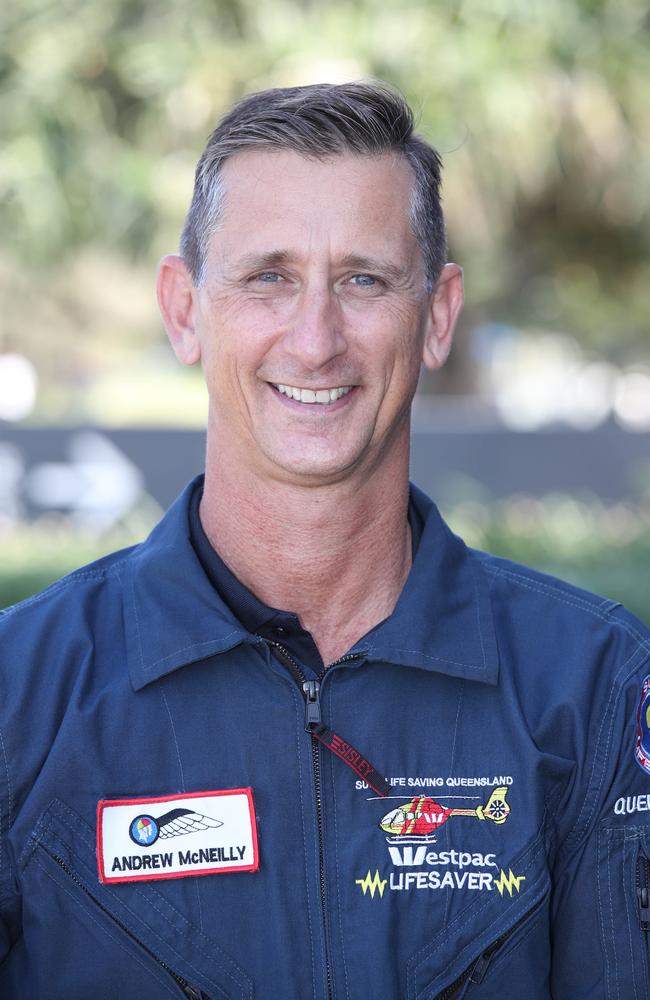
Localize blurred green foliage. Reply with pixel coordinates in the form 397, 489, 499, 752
447, 492, 650, 624
2, 494, 648, 625
1, 0, 649, 420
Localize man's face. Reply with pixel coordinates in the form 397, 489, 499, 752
163, 148, 461, 487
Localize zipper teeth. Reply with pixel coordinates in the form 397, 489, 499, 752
264, 638, 347, 1000
434, 898, 544, 1000
265, 638, 361, 682
435, 935, 506, 1000
51, 853, 201, 997
312, 732, 333, 1000
637, 852, 650, 927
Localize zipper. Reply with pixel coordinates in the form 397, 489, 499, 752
265, 638, 391, 998
50, 853, 210, 999
433, 898, 544, 999
637, 848, 650, 930
266, 640, 360, 1000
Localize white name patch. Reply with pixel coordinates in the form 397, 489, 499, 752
97, 788, 259, 884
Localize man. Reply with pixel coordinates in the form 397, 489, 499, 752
0, 82, 649, 999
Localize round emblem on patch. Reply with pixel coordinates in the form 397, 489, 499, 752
129, 814, 160, 846
634, 675, 650, 776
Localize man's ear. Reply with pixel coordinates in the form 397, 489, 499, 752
421, 263, 464, 371
157, 254, 202, 366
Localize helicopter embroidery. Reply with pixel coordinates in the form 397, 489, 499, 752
379, 786, 510, 844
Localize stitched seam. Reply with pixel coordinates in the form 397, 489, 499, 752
131, 568, 146, 674
53, 838, 249, 997
625, 842, 639, 1000
472, 570, 488, 672
608, 832, 620, 1000
33, 854, 186, 997
596, 827, 612, 1000
444, 683, 465, 930
144, 632, 245, 672
564, 647, 650, 850
417, 870, 549, 1000
367, 646, 486, 672
482, 905, 546, 980
0, 723, 14, 886
410, 836, 546, 988
127, 881, 250, 997
426, 846, 547, 994
484, 564, 650, 649
0, 557, 135, 620
160, 689, 186, 788
413, 832, 544, 969
160, 686, 203, 934
35, 803, 251, 997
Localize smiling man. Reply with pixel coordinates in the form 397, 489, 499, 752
1, 82, 650, 1000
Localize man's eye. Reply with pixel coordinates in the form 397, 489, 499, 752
350, 273, 377, 287
255, 271, 282, 283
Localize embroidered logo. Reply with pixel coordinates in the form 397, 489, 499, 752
379, 786, 510, 843
355, 870, 387, 899
129, 809, 223, 846
355, 783, 522, 897
635, 676, 650, 776
494, 869, 526, 896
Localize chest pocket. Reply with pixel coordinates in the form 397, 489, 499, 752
597, 823, 650, 1000
406, 830, 552, 1000
20, 799, 253, 1000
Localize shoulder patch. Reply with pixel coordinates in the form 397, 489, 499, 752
635, 676, 650, 776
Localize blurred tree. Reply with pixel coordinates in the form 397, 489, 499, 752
1, 0, 649, 418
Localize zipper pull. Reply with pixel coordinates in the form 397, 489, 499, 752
302, 678, 391, 796
469, 950, 492, 984
639, 885, 650, 928
303, 681, 322, 731
183, 986, 208, 1000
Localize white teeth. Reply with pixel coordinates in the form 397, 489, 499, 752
273, 384, 352, 405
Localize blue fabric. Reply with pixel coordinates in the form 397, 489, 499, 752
1, 476, 649, 999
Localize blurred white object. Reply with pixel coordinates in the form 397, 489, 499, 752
0, 354, 38, 421
614, 368, 650, 431
24, 431, 144, 531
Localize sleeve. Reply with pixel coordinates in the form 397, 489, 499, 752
550, 635, 650, 998
0, 718, 19, 960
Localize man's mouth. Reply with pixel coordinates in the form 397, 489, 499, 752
272, 383, 352, 405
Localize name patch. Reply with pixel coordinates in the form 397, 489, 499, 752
97, 788, 259, 884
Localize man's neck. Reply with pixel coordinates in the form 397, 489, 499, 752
200, 450, 412, 666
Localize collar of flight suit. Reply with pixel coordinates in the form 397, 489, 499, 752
124, 476, 499, 691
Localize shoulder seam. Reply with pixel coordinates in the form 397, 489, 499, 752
562, 644, 650, 854
0, 554, 134, 621
484, 562, 650, 650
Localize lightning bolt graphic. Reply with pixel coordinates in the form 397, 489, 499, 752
355, 870, 387, 899
494, 869, 526, 897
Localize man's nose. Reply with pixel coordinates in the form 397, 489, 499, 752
283, 285, 347, 371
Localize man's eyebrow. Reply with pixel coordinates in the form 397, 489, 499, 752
228, 250, 412, 284
230, 250, 292, 273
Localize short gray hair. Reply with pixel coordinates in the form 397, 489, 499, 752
180, 81, 447, 289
